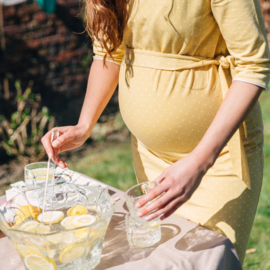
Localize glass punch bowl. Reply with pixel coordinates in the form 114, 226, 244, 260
0, 183, 116, 270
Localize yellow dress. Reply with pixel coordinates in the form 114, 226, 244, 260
93, 0, 270, 264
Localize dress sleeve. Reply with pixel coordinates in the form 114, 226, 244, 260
93, 37, 126, 65
211, 0, 270, 89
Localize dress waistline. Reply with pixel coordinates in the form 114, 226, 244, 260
122, 47, 251, 190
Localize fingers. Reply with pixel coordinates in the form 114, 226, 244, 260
137, 189, 173, 217
135, 181, 168, 209
52, 129, 75, 150
137, 183, 185, 218
136, 175, 188, 221
146, 197, 183, 221
154, 173, 166, 184
134, 173, 165, 209
41, 127, 72, 168
41, 130, 54, 160
55, 154, 68, 169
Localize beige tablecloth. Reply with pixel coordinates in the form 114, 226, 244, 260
0, 174, 243, 270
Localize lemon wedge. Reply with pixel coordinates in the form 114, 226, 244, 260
72, 214, 97, 227
14, 212, 25, 227
24, 253, 56, 270
20, 221, 39, 232
20, 205, 32, 218
59, 244, 86, 264
29, 204, 42, 222
60, 216, 76, 229
67, 205, 88, 217
37, 211, 64, 224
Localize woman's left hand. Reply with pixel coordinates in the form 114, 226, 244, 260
135, 153, 208, 221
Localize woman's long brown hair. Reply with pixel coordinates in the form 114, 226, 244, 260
83, 0, 129, 65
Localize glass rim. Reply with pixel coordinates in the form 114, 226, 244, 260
5, 218, 100, 236
124, 181, 159, 199
24, 162, 54, 170
3, 183, 107, 204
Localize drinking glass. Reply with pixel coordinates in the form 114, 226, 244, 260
124, 181, 161, 247
124, 181, 159, 224
24, 162, 54, 190
125, 212, 161, 248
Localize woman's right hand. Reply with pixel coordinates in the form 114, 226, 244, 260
41, 124, 90, 169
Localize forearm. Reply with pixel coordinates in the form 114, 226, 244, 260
192, 81, 263, 171
78, 59, 120, 136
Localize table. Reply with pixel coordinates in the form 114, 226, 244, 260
0, 174, 243, 270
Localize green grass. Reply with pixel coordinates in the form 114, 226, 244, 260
68, 142, 137, 192
243, 91, 270, 270
58, 92, 270, 269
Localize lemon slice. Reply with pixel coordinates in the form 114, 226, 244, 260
20, 221, 39, 232
29, 168, 53, 181
86, 225, 106, 244
36, 225, 50, 234
75, 228, 89, 238
60, 216, 76, 229
72, 215, 97, 227
47, 232, 77, 245
15, 244, 40, 258
37, 211, 64, 224
59, 244, 86, 264
46, 233, 63, 245
148, 221, 160, 230
67, 205, 88, 217
24, 253, 56, 270
47, 249, 56, 259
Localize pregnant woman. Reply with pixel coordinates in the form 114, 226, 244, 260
42, 0, 270, 264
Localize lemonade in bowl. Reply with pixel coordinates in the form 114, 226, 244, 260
0, 183, 116, 270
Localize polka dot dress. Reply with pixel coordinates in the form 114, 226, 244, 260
93, 0, 270, 265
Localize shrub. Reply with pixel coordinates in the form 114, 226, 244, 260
0, 81, 55, 164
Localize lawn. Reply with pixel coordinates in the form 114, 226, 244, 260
242, 90, 270, 270
68, 141, 137, 192
68, 91, 270, 269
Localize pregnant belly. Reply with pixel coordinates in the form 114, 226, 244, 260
119, 64, 223, 154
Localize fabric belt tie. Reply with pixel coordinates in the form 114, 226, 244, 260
123, 48, 251, 190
